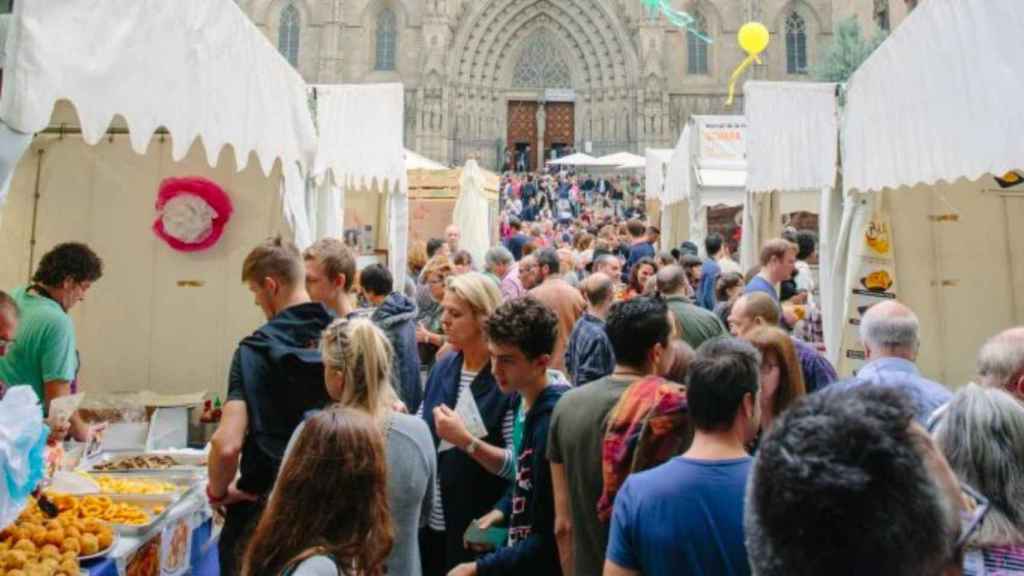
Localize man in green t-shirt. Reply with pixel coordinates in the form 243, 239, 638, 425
0, 242, 104, 441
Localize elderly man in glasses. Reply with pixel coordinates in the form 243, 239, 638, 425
746, 386, 982, 576
0, 290, 19, 399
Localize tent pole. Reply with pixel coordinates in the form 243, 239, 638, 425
27, 148, 43, 282
1002, 196, 1020, 324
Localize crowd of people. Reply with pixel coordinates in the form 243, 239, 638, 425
1, 183, 1023, 575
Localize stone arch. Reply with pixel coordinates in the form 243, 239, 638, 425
447, 0, 639, 92
502, 26, 580, 90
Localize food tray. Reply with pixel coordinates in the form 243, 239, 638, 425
79, 450, 207, 475
84, 472, 203, 501
105, 493, 177, 538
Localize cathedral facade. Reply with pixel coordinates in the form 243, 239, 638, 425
240, 0, 901, 170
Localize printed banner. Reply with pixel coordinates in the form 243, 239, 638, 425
838, 211, 897, 375
696, 117, 746, 165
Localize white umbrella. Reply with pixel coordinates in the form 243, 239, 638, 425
405, 148, 447, 170
453, 159, 490, 269
617, 155, 647, 169
547, 152, 599, 166
594, 151, 646, 168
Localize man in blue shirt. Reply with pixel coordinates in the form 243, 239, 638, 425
744, 238, 797, 302
605, 337, 761, 576
833, 300, 952, 424
697, 234, 723, 310
624, 220, 655, 281
565, 273, 616, 386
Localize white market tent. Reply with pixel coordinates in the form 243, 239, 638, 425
310, 83, 408, 288
645, 148, 674, 200
0, 0, 318, 396
835, 0, 1024, 385
742, 82, 841, 361
662, 116, 747, 254
546, 152, 599, 166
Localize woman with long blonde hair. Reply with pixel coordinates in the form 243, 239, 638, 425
277, 317, 436, 576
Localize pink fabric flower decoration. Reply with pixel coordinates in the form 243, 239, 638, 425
153, 177, 233, 252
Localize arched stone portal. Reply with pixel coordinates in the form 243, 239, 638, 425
443, 0, 644, 168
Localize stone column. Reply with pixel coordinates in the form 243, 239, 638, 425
536, 102, 546, 170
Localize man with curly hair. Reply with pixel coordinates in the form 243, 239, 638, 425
449, 296, 568, 576
0, 242, 103, 442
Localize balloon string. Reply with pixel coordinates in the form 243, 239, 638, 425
726, 54, 760, 106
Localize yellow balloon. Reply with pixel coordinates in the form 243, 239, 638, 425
737, 22, 770, 56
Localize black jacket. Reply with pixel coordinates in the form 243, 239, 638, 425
477, 384, 567, 576
232, 302, 335, 495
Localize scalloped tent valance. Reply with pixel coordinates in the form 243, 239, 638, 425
842, 0, 1024, 193
0, 0, 317, 178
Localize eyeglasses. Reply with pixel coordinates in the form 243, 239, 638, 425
955, 482, 990, 549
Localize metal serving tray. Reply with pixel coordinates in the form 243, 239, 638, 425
83, 472, 203, 500
105, 493, 177, 538
79, 450, 207, 475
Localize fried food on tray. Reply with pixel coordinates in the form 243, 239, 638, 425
0, 497, 118, 574
92, 454, 179, 471
53, 494, 151, 526
84, 474, 179, 495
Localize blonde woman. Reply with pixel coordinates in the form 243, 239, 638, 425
286, 317, 436, 576
417, 273, 514, 573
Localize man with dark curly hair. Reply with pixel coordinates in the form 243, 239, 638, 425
0, 242, 103, 441
449, 296, 568, 576
745, 386, 966, 576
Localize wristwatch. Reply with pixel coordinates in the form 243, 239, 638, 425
464, 438, 480, 455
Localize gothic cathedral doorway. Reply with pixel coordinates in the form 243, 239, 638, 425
507, 101, 574, 172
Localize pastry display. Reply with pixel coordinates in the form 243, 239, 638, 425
0, 497, 115, 574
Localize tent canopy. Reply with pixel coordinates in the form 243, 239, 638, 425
311, 83, 406, 191
843, 0, 1024, 194
645, 148, 674, 202
664, 116, 747, 206
547, 152, 598, 166
311, 83, 407, 288
1, 0, 316, 177
744, 82, 838, 194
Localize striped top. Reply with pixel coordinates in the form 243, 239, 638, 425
964, 545, 1024, 576
423, 369, 515, 532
